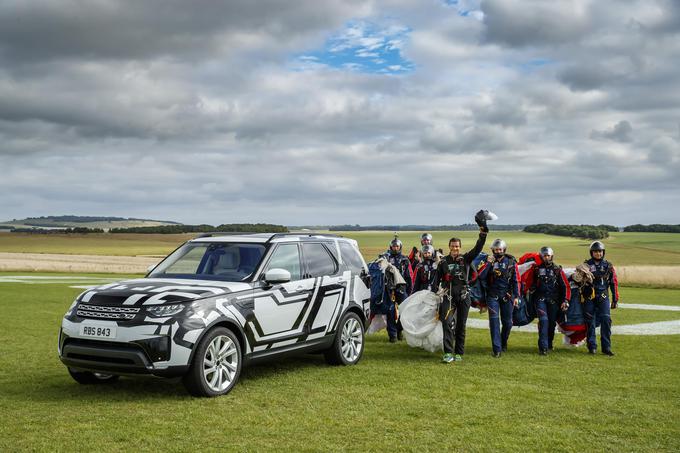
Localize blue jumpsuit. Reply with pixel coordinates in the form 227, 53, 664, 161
383, 251, 412, 339
584, 258, 619, 353
482, 255, 520, 353
531, 263, 570, 352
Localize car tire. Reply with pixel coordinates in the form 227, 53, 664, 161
182, 327, 242, 397
324, 311, 365, 366
67, 368, 119, 385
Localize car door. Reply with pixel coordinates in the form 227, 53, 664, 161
300, 242, 346, 339
249, 243, 315, 350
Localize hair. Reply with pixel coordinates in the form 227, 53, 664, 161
449, 237, 462, 246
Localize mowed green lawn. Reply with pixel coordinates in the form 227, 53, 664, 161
1, 231, 679, 267
1, 276, 679, 452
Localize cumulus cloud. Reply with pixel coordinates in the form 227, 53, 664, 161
1, 0, 679, 225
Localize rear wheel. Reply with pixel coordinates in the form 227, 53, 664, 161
67, 368, 119, 385
183, 327, 242, 397
324, 312, 365, 365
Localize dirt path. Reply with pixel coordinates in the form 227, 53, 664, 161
0, 252, 161, 274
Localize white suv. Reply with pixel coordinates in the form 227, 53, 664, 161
58, 233, 370, 397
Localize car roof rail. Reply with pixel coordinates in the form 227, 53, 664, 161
193, 232, 268, 238
266, 232, 342, 242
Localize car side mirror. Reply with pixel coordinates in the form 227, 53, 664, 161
264, 268, 291, 284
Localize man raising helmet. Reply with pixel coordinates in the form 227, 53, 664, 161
482, 238, 520, 358
584, 241, 619, 356
530, 247, 571, 355
436, 212, 488, 363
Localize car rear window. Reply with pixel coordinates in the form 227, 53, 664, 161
339, 242, 365, 274
302, 243, 337, 278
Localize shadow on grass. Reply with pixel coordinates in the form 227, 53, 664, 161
7, 354, 335, 402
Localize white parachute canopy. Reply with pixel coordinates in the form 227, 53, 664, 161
399, 290, 444, 352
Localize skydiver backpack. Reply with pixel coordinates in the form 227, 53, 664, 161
368, 261, 387, 309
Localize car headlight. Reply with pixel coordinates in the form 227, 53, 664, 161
147, 304, 184, 317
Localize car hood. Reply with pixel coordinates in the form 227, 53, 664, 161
77, 278, 253, 307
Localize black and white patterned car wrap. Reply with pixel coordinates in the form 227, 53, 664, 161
59, 235, 370, 378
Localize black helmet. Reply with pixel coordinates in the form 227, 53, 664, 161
589, 241, 605, 258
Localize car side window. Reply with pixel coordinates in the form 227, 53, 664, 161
265, 244, 301, 281
302, 243, 337, 278
339, 242, 365, 274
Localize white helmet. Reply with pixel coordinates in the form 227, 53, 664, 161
490, 238, 507, 252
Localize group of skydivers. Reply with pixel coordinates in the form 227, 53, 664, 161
377, 214, 620, 363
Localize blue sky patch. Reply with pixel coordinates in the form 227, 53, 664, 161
294, 20, 414, 74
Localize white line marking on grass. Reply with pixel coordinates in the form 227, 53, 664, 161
618, 303, 680, 312
0, 276, 119, 285
465, 318, 680, 335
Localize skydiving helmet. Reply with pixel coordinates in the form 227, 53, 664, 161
589, 241, 605, 258
420, 233, 433, 246
389, 237, 403, 255
490, 238, 507, 259
539, 246, 554, 264
421, 244, 435, 258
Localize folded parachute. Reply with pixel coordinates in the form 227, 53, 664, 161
398, 290, 443, 352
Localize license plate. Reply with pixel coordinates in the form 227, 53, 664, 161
79, 324, 117, 339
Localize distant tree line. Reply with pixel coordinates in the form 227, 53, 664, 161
17, 215, 180, 227
524, 224, 610, 239
10, 227, 104, 234
328, 224, 526, 231
623, 224, 680, 233
110, 223, 288, 234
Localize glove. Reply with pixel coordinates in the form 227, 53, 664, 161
474, 210, 488, 229
611, 300, 618, 309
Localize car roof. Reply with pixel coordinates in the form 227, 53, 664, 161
190, 233, 353, 245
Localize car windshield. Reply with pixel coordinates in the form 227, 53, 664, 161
149, 242, 266, 282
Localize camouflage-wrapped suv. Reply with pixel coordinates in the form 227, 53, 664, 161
59, 233, 370, 396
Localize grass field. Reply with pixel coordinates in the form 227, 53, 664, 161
1, 274, 679, 452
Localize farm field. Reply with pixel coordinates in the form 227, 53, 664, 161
0, 274, 679, 452
1, 231, 679, 265
1, 231, 679, 286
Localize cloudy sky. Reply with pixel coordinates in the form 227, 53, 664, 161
1, 0, 679, 226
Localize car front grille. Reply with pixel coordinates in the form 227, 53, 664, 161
76, 304, 141, 320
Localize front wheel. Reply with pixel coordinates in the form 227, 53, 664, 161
325, 312, 365, 365
67, 368, 119, 385
183, 327, 242, 397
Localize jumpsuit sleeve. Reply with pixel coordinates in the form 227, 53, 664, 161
609, 265, 619, 303
413, 266, 421, 293
558, 267, 571, 304
511, 261, 521, 300
464, 231, 488, 265
404, 260, 413, 295
435, 260, 446, 292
